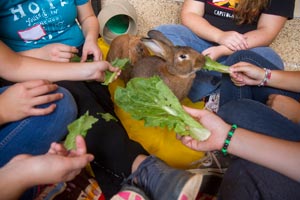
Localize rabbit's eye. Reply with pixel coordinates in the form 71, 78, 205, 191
179, 54, 187, 59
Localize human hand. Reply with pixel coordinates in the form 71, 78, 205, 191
217, 31, 248, 51
32, 43, 79, 62
0, 80, 63, 124
177, 106, 231, 152
229, 62, 266, 86
81, 39, 103, 62
5, 135, 94, 187
267, 94, 300, 124
84, 61, 121, 82
202, 45, 232, 61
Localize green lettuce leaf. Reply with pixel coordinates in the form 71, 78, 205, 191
203, 56, 230, 73
102, 58, 130, 85
64, 111, 98, 150
114, 76, 211, 141
98, 112, 118, 122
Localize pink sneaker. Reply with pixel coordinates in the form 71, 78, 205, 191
111, 185, 150, 200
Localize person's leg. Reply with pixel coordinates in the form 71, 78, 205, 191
188, 70, 222, 102
219, 159, 300, 200
217, 99, 300, 199
123, 154, 205, 200
57, 81, 149, 198
154, 24, 212, 52
0, 86, 77, 167
154, 24, 227, 64
59, 81, 207, 199
220, 50, 300, 107
250, 47, 284, 69
218, 99, 300, 141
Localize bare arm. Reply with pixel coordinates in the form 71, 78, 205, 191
230, 127, 300, 181
0, 41, 118, 83
230, 62, 300, 93
243, 13, 287, 48
181, 0, 225, 44
180, 107, 300, 182
77, 1, 102, 61
181, 0, 246, 58
230, 62, 300, 123
208, 14, 287, 57
264, 70, 300, 93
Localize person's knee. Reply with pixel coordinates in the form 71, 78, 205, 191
224, 50, 252, 66
153, 24, 185, 33
55, 87, 78, 120
249, 47, 284, 69
218, 99, 257, 122
218, 99, 245, 117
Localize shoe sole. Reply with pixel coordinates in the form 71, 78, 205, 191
178, 173, 203, 200
110, 185, 150, 200
188, 168, 225, 176
110, 191, 147, 200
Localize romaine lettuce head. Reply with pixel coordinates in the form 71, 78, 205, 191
114, 76, 211, 141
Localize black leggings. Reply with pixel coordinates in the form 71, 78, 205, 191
57, 81, 148, 177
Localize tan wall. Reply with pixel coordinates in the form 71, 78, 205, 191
295, 0, 300, 17
100, 0, 300, 70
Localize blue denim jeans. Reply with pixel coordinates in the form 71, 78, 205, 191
0, 86, 77, 167
220, 50, 300, 107
154, 24, 284, 102
217, 99, 300, 199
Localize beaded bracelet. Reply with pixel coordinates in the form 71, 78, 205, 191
221, 124, 237, 156
258, 68, 271, 87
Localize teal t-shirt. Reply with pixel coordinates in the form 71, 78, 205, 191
0, 0, 88, 52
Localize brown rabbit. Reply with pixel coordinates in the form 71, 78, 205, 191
129, 30, 206, 101
106, 34, 151, 82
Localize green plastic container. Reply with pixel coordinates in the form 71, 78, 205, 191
106, 15, 130, 34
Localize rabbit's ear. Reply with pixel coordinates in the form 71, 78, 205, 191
147, 30, 174, 47
141, 37, 173, 60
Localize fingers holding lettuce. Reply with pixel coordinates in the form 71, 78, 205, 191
178, 106, 231, 152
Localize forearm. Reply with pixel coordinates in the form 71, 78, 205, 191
181, 0, 223, 44
81, 16, 99, 43
0, 165, 33, 199
243, 30, 275, 48
78, 2, 99, 43
1, 55, 94, 82
243, 14, 287, 48
17, 49, 44, 60
267, 70, 300, 93
181, 12, 223, 44
228, 128, 300, 181
243, 27, 281, 49
0, 41, 95, 82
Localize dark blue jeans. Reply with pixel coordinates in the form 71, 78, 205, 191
220, 50, 300, 107
217, 99, 300, 199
